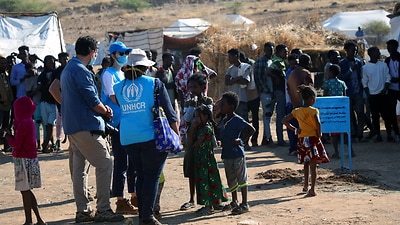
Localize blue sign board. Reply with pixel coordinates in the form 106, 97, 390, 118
314, 96, 351, 133
314, 96, 352, 173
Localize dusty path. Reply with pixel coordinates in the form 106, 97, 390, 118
1, 134, 400, 225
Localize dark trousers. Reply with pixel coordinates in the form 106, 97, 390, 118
125, 140, 167, 221
286, 104, 298, 153
0, 109, 11, 149
112, 131, 136, 197
386, 89, 400, 136
368, 94, 389, 135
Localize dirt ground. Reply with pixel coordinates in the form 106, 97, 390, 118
1, 126, 400, 225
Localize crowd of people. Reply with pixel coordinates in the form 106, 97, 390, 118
1, 35, 400, 225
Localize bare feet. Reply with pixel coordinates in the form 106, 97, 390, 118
305, 190, 316, 197
302, 186, 308, 192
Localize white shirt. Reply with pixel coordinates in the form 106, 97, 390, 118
362, 61, 391, 95
225, 63, 251, 102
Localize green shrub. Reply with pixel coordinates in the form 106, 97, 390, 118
0, 0, 50, 12
118, 0, 151, 11
362, 20, 391, 45
227, 0, 243, 14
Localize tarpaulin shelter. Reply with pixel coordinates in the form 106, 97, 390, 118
163, 18, 210, 39
99, 29, 164, 66
322, 9, 390, 37
163, 18, 211, 66
0, 12, 65, 61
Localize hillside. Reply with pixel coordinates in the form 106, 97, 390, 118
53, 0, 396, 44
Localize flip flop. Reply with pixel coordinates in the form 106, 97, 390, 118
196, 207, 213, 216
180, 202, 195, 210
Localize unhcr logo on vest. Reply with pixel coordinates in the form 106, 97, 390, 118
121, 82, 146, 112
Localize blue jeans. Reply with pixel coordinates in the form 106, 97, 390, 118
260, 93, 274, 140
235, 101, 248, 121
112, 132, 136, 197
125, 140, 167, 221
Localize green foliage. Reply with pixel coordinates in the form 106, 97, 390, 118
0, 0, 50, 13
118, 0, 151, 11
362, 20, 391, 45
227, 0, 243, 14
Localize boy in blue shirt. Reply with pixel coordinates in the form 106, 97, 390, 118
219, 91, 255, 215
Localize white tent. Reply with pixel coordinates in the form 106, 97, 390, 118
0, 12, 65, 60
163, 18, 210, 39
222, 14, 255, 30
322, 9, 390, 37
390, 16, 400, 48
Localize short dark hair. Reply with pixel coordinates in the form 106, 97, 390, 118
150, 49, 157, 56
327, 49, 339, 58
18, 45, 29, 53
75, 36, 97, 56
227, 48, 239, 57
299, 53, 311, 67
264, 42, 274, 50
386, 39, 399, 48
222, 91, 239, 110
367, 46, 380, 56
287, 53, 299, 61
275, 44, 287, 54
290, 48, 302, 55
162, 52, 174, 60
298, 84, 316, 101
188, 72, 207, 87
328, 64, 341, 77
343, 40, 357, 50
195, 104, 216, 126
189, 47, 201, 56
58, 52, 69, 59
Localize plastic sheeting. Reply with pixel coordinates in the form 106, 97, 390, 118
0, 12, 65, 61
322, 9, 390, 37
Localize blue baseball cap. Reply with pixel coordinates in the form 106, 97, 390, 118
109, 42, 132, 55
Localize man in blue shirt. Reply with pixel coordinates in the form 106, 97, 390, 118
338, 40, 365, 141
10, 45, 30, 98
61, 36, 124, 223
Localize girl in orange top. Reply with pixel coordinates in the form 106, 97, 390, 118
282, 85, 330, 197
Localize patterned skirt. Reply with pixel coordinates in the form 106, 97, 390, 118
296, 136, 330, 164
14, 157, 41, 191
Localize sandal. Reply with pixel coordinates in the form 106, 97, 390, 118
180, 202, 195, 210
195, 207, 213, 216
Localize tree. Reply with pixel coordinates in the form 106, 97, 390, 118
362, 20, 391, 45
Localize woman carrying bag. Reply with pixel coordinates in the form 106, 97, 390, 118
113, 49, 179, 225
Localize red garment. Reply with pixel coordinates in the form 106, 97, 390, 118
297, 136, 330, 164
8, 96, 37, 158
175, 55, 199, 101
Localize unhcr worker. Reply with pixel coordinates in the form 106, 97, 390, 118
100, 41, 138, 214
114, 49, 179, 225
61, 36, 124, 223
